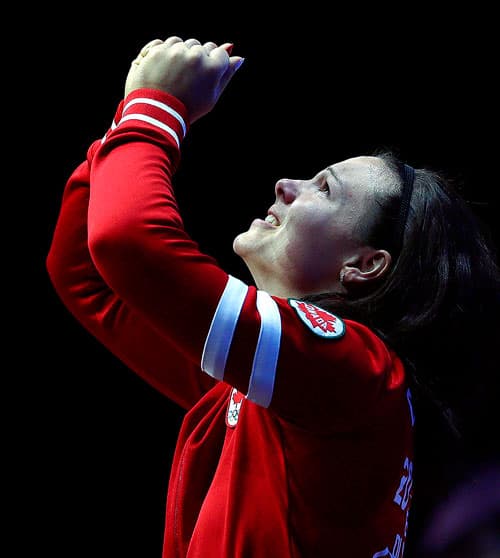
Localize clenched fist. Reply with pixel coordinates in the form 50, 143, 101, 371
125, 36, 244, 124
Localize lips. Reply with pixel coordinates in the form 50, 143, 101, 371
264, 213, 280, 226
265, 208, 281, 226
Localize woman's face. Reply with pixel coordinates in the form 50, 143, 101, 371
233, 155, 385, 298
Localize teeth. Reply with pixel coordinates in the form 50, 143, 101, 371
265, 214, 279, 226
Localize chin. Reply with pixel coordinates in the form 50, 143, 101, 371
233, 231, 254, 258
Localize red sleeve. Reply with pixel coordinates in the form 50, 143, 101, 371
86, 88, 407, 431
88, 88, 232, 370
46, 97, 216, 411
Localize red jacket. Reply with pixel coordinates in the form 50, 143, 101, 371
47, 88, 414, 558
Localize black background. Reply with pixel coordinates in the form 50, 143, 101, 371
29, 8, 498, 557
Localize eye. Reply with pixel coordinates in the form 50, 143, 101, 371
319, 180, 330, 195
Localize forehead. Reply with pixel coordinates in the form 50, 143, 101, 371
326, 156, 386, 200
331, 155, 384, 181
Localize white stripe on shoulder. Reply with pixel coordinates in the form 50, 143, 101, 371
246, 291, 281, 408
119, 114, 181, 147
201, 275, 248, 381
123, 97, 187, 137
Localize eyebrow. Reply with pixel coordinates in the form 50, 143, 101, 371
326, 166, 342, 184
326, 166, 347, 203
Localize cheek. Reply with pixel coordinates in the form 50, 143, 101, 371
288, 209, 336, 250
286, 210, 345, 271
284, 222, 331, 266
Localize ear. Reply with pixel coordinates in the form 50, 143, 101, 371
341, 249, 392, 286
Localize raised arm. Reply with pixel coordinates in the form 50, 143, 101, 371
86, 37, 249, 388
46, 104, 216, 410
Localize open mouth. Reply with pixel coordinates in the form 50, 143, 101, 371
264, 214, 280, 226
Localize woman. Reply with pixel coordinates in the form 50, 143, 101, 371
46, 36, 499, 557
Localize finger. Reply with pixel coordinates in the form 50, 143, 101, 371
184, 38, 202, 49
203, 41, 218, 54
207, 45, 240, 89
219, 56, 245, 90
208, 43, 238, 61
220, 42, 234, 55
208, 44, 231, 63
230, 56, 245, 72
140, 38, 163, 57
164, 36, 184, 48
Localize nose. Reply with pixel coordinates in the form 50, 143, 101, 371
275, 178, 300, 204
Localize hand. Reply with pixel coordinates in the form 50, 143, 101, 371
124, 36, 244, 123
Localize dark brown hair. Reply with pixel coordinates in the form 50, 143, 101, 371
303, 150, 500, 552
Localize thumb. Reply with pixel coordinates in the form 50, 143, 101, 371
219, 56, 245, 91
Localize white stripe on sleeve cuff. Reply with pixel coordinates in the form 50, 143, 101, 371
246, 291, 281, 408
120, 114, 181, 147
123, 97, 187, 137
201, 275, 248, 381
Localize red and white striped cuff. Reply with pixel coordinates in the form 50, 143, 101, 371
107, 88, 189, 149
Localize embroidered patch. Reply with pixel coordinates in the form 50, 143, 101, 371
226, 387, 245, 427
288, 299, 346, 339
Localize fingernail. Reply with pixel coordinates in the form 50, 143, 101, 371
234, 57, 245, 70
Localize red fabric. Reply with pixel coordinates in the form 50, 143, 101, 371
47, 89, 414, 557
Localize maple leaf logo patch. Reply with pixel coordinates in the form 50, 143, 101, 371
288, 299, 346, 339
